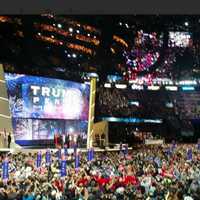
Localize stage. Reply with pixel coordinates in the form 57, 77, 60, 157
0, 147, 132, 154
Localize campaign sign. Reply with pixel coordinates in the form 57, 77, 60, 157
2, 159, 9, 181
46, 150, 51, 165
36, 152, 42, 168
57, 149, 62, 160
91, 148, 94, 160
75, 153, 80, 169
187, 148, 192, 160
124, 145, 128, 155
60, 157, 67, 177
87, 149, 91, 161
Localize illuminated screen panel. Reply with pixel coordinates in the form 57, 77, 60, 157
12, 118, 88, 145
168, 32, 192, 47
107, 75, 123, 82
12, 118, 65, 141
5, 73, 90, 120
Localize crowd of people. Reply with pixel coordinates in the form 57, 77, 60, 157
97, 86, 200, 120
97, 88, 178, 119
97, 88, 128, 116
0, 144, 200, 200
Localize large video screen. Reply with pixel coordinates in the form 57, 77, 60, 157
5, 73, 90, 120
12, 118, 88, 146
5, 73, 90, 146
168, 32, 192, 47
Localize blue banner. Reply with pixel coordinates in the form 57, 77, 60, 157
61, 158, 67, 177
171, 140, 176, 152
64, 147, 68, 156
46, 150, 51, 165
187, 149, 192, 160
166, 148, 172, 156
5, 73, 90, 121
75, 153, 80, 169
122, 145, 128, 156
57, 149, 61, 160
87, 149, 91, 161
2, 159, 9, 181
91, 148, 94, 160
36, 152, 42, 168
198, 139, 200, 150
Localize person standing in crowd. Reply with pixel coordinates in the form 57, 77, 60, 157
73, 135, 77, 148
77, 134, 82, 148
8, 132, 11, 148
69, 134, 72, 148
62, 133, 66, 148
64, 132, 68, 147
54, 133, 59, 148
0, 144, 200, 199
66, 133, 69, 148
59, 133, 62, 148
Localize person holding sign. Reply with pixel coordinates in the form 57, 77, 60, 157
2, 158, 9, 183
8, 132, 11, 148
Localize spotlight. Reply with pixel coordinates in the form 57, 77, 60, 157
68, 127, 74, 133
57, 24, 62, 28
72, 53, 76, 58
125, 23, 129, 28
37, 32, 41, 36
76, 30, 80, 33
184, 21, 189, 26
67, 54, 71, 58
69, 27, 73, 32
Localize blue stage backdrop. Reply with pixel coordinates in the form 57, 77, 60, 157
5, 73, 90, 147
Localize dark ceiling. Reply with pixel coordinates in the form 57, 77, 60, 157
0, 15, 200, 83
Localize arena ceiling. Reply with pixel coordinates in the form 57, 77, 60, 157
0, 15, 200, 83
